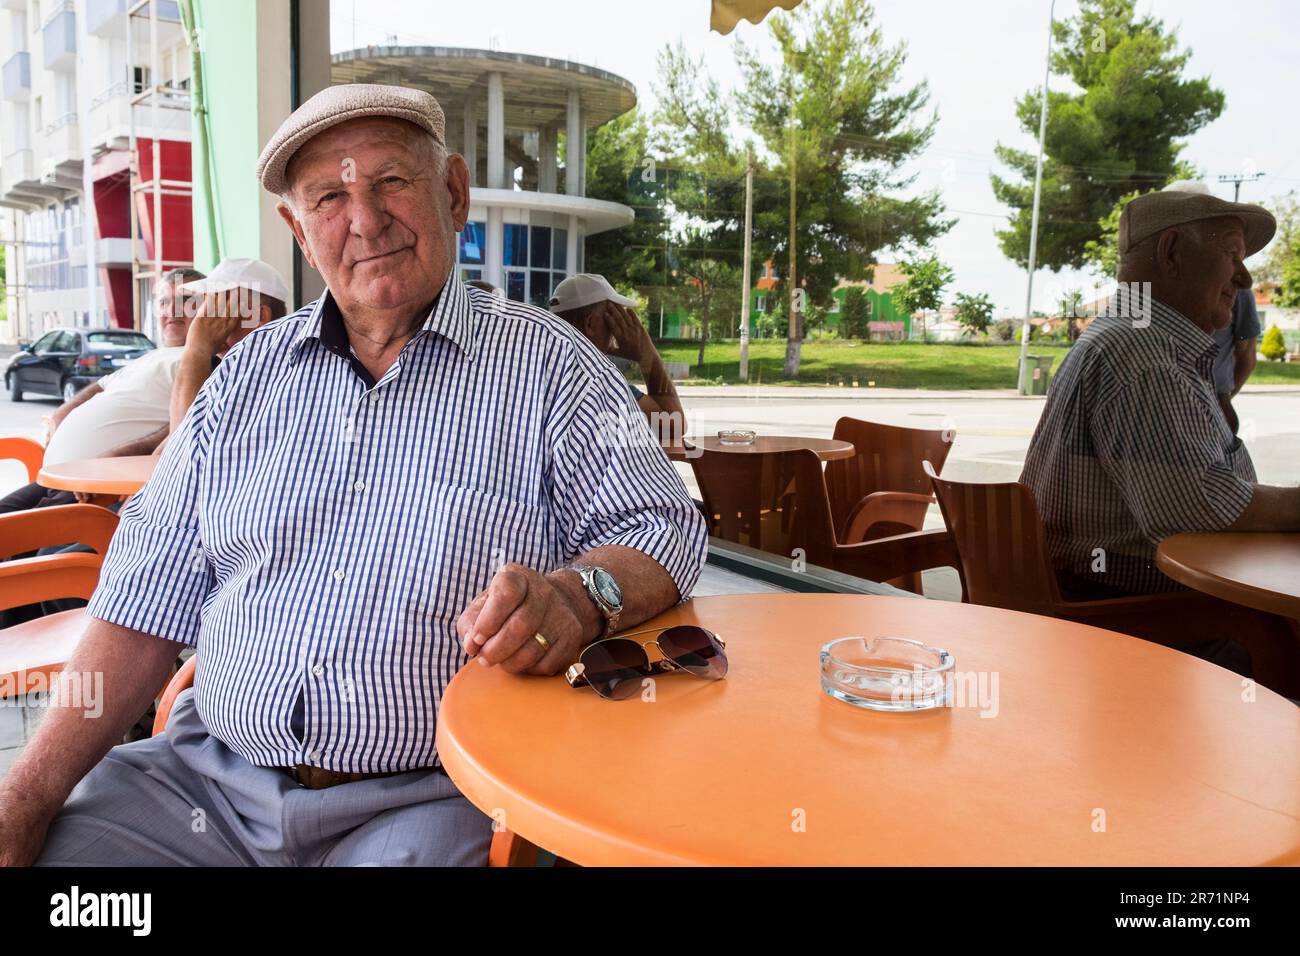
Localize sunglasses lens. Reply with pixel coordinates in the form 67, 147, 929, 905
580, 639, 649, 700
657, 626, 728, 679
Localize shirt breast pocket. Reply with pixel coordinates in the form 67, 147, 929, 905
406, 483, 556, 624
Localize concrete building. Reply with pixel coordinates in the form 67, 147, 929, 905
0, 0, 194, 344
332, 45, 636, 306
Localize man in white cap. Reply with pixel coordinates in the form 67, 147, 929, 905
1, 84, 706, 866
550, 273, 685, 436
1021, 185, 1299, 687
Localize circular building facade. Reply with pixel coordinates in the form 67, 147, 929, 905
332, 45, 637, 306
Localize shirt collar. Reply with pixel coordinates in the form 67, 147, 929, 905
290, 270, 477, 363
1103, 286, 1217, 363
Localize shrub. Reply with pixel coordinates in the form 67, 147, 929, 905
1260, 325, 1287, 361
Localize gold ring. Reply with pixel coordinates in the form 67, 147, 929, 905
533, 632, 551, 651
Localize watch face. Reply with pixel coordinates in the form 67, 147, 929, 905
593, 569, 623, 607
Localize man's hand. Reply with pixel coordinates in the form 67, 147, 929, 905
455, 564, 595, 676
73, 492, 121, 507
603, 303, 653, 364
185, 292, 244, 357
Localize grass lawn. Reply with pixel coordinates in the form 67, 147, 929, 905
657, 340, 1300, 389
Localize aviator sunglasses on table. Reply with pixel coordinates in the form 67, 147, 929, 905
565, 625, 728, 700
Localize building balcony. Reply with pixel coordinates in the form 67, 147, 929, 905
0, 0, 27, 10
88, 80, 193, 151
43, 6, 77, 72
3, 148, 35, 187
41, 112, 81, 170
86, 0, 128, 37
2, 51, 30, 102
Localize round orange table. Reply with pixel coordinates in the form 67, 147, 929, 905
662, 435, 854, 462
436, 593, 1300, 866
1157, 533, 1300, 619
37, 455, 157, 496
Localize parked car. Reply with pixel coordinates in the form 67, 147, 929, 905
4, 327, 156, 402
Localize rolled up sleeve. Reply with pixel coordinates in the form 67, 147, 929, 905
547, 357, 708, 600
85, 363, 227, 646
1091, 369, 1255, 540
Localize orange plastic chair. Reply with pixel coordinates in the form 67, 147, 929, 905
691, 448, 957, 584
923, 461, 1300, 693
151, 655, 546, 867
0, 436, 44, 483
0, 504, 120, 697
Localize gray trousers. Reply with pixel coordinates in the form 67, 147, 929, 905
36, 690, 493, 866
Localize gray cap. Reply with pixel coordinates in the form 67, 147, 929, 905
1119, 188, 1276, 257
256, 83, 446, 195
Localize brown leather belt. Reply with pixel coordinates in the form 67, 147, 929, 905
286, 764, 428, 790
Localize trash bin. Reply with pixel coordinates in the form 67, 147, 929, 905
1024, 354, 1055, 396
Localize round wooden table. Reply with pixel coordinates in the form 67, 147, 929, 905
436, 593, 1300, 866
37, 455, 157, 496
1157, 533, 1300, 620
662, 435, 854, 462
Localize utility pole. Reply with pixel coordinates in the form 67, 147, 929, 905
1217, 172, 1265, 202
784, 123, 800, 378
1017, 0, 1056, 396
739, 148, 754, 383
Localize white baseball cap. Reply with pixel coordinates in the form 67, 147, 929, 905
548, 273, 635, 313
181, 257, 290, 303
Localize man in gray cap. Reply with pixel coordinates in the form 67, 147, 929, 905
0, 84, 707, 866
1021, 185, 1299, 685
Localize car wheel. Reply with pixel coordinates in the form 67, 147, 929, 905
61, 379, 79, 402
6, 373, 20, 402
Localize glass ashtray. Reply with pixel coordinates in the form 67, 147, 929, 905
717, 429, 756, 445
820, 636, 954, 712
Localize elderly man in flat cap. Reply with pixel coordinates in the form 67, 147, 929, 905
0, 85, 707, 867
1021, 185, 1300, 683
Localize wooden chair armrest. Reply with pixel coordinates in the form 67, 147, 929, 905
831, 528, 959, 583
0, 552, 103, 611
843, 491, 935, 543
0, 504, 120, 559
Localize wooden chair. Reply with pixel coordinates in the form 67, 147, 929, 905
151, 656, 548, 867
0, 504, 120, 697
823, 418, 954, 592
923, 462, 1300, 693
0, 436, 44, 483
691, 448, 957, 584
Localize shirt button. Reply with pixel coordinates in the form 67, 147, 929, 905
332, 569, 345, 582
312, 664, 324, 677
353, 480, 366, 493
309, 750, 321, 763
370, 392, 381, 403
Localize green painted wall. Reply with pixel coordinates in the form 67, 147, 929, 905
190, 0, 264, 271
658, 285, 909, 339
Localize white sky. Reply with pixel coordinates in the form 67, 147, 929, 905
331, 0, 1300, 315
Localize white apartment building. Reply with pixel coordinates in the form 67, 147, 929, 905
0, 0, 192, 345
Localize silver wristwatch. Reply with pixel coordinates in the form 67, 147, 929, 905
570, 565, 623, 638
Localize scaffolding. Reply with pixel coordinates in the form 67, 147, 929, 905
126, 0, 193, 341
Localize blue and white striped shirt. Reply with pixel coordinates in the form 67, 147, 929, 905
87, 275, 707, 772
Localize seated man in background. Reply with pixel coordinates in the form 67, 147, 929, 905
550, 274, 685, 440
0, 268, 204, 514
1213, 287, 1260, 434
1021, 186, 1299, 678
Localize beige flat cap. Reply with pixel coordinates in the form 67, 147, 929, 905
1119, 188, 1275, 257
256, 83, 446, 195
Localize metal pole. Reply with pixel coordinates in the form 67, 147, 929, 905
127, 1, 140, 330
150, 0, 162, 328
77, 0, 97, 329
739, 149, 754, 382
1017, 0, 1055, 395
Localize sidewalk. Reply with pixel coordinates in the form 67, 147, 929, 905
676, 383, 1300, 400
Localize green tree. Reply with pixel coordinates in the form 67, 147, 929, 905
1258, 192, 1300, 289
992, 0, 1224, 270
1279, 244, 1300, 310
736, 0, 951, 376
1260, 325, 1287, 361
893, 256, 953, 343
953, 292, 995, 339
671, 235, 744, 369
839, 286, 871, 340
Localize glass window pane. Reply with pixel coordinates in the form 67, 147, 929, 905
459, 221, 486, 265
529, 271, 551, 308
552, 229, 567, 269
550, 272, 565, 295
506, 270, 525, 302
504, 224, 528, 267
460, 268, 483, 282
530, 226, 551, 267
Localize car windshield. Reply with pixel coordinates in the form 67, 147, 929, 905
86, 332, 154, 351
